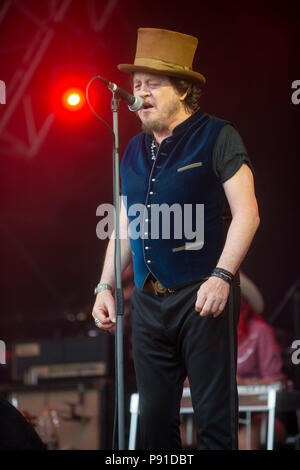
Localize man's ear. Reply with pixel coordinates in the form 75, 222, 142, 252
179, 91, 188, 102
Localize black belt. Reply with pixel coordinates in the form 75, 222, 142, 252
142, 273, 209, 296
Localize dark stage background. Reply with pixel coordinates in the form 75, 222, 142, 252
0, 1, 299, 378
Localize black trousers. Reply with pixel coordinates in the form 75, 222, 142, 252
130, 274, 241, 450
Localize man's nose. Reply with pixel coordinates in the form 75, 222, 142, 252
136, 86, 151, 97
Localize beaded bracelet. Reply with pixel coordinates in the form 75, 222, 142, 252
94, 283, 113, 295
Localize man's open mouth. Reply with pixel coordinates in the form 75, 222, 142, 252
142, 102, 154, 109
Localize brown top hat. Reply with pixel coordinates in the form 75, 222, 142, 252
118, 28, 206, 85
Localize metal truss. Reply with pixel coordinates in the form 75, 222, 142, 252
0, 0, 72, 158
0, 0, 119, 159
88, 0, 119, 32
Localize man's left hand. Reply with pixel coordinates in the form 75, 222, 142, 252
195, 276, 230, 318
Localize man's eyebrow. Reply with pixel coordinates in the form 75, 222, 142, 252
132, 77, 163, 88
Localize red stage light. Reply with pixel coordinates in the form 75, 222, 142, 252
51, 71, 100, 124
68, 93, 80, 106
62, 88, 85, 111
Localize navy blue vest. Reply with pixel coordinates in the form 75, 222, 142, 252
120, 109, 230, 289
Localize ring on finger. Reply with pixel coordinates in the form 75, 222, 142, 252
94, 318, 102, 325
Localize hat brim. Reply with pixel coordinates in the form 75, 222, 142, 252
118, 63, 206, 85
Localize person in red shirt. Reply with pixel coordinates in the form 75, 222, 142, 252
237, 299, 286, 384
237, 272, 287, 449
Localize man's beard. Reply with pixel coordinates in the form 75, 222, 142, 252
139, 99, 181, 135
141, 119, 164, 134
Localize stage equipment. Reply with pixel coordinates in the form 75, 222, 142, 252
11, 334, 114, 384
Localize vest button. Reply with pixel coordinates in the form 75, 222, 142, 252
147, 260, 151, 264
151, 178, 156, 182
147, 204, 151, 208
149, 191, 154, 195
145, 246, 149, 250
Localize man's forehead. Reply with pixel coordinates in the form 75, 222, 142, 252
133, 72, 169, 83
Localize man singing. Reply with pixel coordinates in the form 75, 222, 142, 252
92, 28, 260, 450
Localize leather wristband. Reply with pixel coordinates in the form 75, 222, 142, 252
211, 267, 234, 285
94, 283, 113, 295
214, 267, 234, 281
210, 272, 232, 285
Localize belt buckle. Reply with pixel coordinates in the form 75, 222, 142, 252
150, 280, 176, 295
151, 280, 167, 295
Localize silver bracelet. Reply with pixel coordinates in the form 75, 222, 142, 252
94, 283, 113, 295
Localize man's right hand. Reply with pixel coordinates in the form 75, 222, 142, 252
92, 290, 116, 333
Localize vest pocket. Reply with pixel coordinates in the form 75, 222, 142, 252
172, 241, 204, 252
177, 162, 203, 172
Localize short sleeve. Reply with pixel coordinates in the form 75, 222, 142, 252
213, 124, 255, 183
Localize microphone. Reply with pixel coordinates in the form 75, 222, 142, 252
97, 75, 143, 112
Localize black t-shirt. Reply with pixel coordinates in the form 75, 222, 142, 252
212, 124, 254, 223
213, 124, 254, 182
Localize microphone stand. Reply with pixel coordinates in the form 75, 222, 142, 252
86, 76, 127, 450
111, 91, 125, 450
